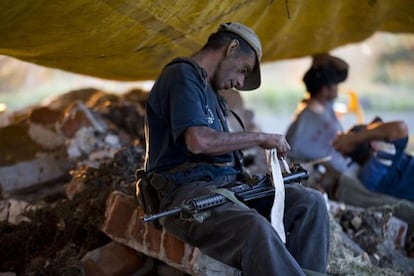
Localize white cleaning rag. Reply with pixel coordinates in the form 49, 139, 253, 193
267, 148, 286, 243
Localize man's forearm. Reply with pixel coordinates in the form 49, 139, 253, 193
364, 121, 408, 142
185, 126, 265, 155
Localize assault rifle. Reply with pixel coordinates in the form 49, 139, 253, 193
143, 163, 308, 223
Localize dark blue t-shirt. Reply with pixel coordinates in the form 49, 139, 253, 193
145, 58, 237, 180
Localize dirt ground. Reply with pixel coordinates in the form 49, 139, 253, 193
0, 146, 141, 275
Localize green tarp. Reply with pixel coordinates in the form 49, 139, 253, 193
1, 0, 414, 81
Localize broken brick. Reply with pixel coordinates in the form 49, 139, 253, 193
81, 241, 145, 276
102, 191, 137, 239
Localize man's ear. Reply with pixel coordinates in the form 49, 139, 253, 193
369, 140, 380, 151
226, 39, 240, 57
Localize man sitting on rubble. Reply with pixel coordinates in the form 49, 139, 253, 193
333, 117, 414, 202
285, 54, 414, 233
142, 22, 329, 275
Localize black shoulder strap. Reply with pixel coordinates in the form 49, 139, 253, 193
166, 57, 208, 90
229, 110, 246, 132
215, 94, 245, 170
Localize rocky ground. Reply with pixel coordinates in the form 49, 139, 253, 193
0, 88, 413, 275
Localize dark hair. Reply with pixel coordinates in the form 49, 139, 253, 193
346, 117, 382, 165
347, 124, 371, 165
303, 66, 340, 96
303, 59, 348, 96
203, 31, 255, 58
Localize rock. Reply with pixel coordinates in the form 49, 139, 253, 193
0, 199, 37, 224
81, 241, 146, 276
329, 200, 414, 274
0, 149, 68, 194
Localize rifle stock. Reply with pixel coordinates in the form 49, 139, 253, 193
143, 163, 308, 223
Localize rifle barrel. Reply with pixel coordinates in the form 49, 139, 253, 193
282, 171, 308, 184
143, 206, 182, 222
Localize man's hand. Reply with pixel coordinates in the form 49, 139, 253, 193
259, 133, 291, 158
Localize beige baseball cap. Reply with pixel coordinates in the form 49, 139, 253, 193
218, 22, 262, 91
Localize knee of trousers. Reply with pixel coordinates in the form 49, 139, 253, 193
302, 189, 329, 225
306, 188, 327, 207
235, 210, 277, 238
287, 185, 329, 217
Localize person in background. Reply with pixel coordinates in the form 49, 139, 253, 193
283, 55, 414, 233
285, 53, 350, 174
333, 118, 414, 202
143, 22, 329, 275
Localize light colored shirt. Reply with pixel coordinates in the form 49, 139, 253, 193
286, 102, 350, 172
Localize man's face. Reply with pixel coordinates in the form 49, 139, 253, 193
322, 83, 338, 102
212, 52, 256, 90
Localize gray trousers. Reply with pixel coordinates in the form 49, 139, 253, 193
160, 176, 330, 275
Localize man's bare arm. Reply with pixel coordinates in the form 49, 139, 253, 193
365, 121, 408, 141
333, 121, 408, 154
185, 126, 290, 158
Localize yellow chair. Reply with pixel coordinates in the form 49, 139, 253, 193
334, 90, 365, 124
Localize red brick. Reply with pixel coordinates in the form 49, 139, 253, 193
82, 259, 106, 276
65, 179, 85, 200
145, 222, 162, 253
100, 192, 238, 275
102, 191, 137, 239
29, 106, 62, 125
128, 208, 147, 245
163, 232, 185, 264
157, 262, 186, 276
81, 241, 145, 276
60, 109, 93, 138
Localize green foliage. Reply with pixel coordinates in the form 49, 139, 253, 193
356, 87, 414, 111
373, 46, 414, 86
242, 86, 304, 114
378, 47, 414, 64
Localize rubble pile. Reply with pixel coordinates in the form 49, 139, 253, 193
0, 88, 413, 275
328, 202, 414, 275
